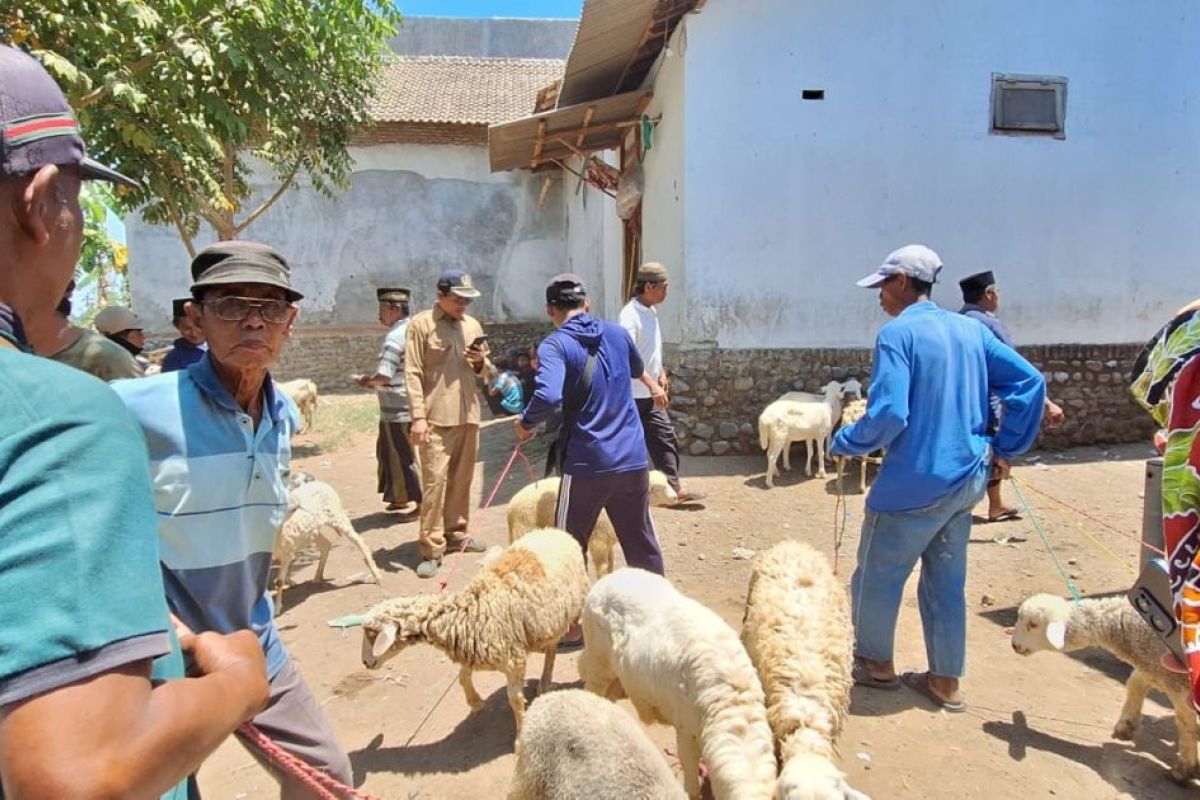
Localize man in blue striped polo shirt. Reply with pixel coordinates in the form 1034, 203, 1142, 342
113, 241, 353, 797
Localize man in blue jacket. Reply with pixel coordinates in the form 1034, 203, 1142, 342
515, 274, 665, 586
832, 245, 1045, 713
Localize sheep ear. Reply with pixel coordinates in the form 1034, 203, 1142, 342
1046, 621, 1067, 650
372, 621, 398, 658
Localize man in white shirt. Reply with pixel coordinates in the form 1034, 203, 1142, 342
618, 262, 705, 504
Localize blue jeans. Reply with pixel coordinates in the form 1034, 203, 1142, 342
851, 464, 989, 678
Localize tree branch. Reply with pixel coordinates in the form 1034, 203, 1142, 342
165, 200, 197, 259
232, 157, 303, 237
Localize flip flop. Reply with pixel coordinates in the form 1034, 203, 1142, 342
901, 671, 966, 713
852, 658, 901, 690
984, 509, 1021, 523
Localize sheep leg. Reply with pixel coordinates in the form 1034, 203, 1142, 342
1170, 691, 1200, 783
313, 536, 332, 583
782, 438, 792, 472
339, 522, 382, 583
506, 663, 528, 732
538, 646, 556, 694
458, 665, 485, 713
1112, 669, 1150, 740
765, 441, 783, 488
677, 731, 703, 799
815, 433, 828, 478
859, 458, 868, 493
274, 549, 293, 615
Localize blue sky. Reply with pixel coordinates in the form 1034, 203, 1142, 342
397, 1, 580, 19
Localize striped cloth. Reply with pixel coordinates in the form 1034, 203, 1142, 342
112, 354, 299, 679
375, 318, 411, 422
1131, 303, 1200, 710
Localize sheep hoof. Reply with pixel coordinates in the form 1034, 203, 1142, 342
1111, 720, 1138, 740
467, 700, 486, 714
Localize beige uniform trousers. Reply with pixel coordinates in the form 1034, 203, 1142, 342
418, 423, 479, 559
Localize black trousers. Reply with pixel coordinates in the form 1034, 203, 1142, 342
554, 469, 664, 575
635, 397, 681, 492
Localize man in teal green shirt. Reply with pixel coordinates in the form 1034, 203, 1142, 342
0, 44, 268, 798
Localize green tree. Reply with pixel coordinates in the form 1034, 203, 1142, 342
75, 182, 130, 321
2, 0, 401, 255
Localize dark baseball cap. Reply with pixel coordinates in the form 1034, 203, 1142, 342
0, 45, 139, 189
436, 269, 482, 299
545, 273, 587, 306
189, 241, 303, 301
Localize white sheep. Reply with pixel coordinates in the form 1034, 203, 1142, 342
759, 381, 845, 488
743, 541, 868, 800
507, 470, 678, 577
507, 689, 687, 800
274, 478, 381, 614
360, 527, 588, 733
277, 377, 318, 433
578, 568, 777, 799
1012, 593, 1198, 783
832, 398, 882, 494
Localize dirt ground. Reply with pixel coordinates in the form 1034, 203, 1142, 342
196, 395, 1192, 799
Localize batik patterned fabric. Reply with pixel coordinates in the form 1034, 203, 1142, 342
1131, 305, 1200, 710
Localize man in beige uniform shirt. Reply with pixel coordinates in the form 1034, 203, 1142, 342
405, 269, 490, 578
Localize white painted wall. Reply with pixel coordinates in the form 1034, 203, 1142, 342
640, 23, 689, 343
127, 144, 573, 331
665, 0, 1200, 348
562, 153, 624, 319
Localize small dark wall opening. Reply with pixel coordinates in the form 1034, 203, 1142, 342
801, 89, 825, 100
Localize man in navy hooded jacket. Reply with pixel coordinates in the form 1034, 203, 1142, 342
515, 274, 666, 581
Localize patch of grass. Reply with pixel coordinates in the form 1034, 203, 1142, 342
296, 395, 379, 457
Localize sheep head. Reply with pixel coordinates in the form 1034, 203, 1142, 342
1011, 593, 1071, 655
648, 470, 679, 506
839, 378, 863, 400
820, 381, 843, 401
360, 598, 431, 669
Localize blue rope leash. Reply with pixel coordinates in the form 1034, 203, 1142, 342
1008, 475, 1083, 604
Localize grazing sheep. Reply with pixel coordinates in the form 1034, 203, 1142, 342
1012, 593, 1198, 783
360, 528, 588, 733
507, 470, 677, 577
507, 689, 687, 800
743, 541, 868, 800
277, 378, 318, 433
759, 381, 846, 487
274, 478, 381, 613
579, 568, 777, 799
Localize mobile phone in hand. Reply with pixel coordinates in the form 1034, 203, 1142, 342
470, 335, 489, 349
1128, 558, 1186, 665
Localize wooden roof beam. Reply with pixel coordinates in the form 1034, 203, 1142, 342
530, 119, 547, 168
575, 105, 597, 149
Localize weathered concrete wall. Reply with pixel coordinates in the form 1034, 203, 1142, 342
128, 144, 581, 333
388, 16, 577, 59
666, 342, 1156, 456
645, 1, 1200, 349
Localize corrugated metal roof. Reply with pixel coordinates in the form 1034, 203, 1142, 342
489, 89, 652, 172
369, 56, 566, 125
555, 0, 660, 108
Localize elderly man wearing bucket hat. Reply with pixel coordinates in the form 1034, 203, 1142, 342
112, 241, 356, 795
830, 244, 1045, 713
0, 44, 269, 797
404, 269, 491, 578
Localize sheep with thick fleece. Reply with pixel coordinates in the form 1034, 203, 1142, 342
759, 381, 845, 488
1012, 593, 1198, 783
507, 689, 687, 800
832, 398, 881, 494
743, 541, 868, 800
274, 478, 381, 613
277, 377, 318, 433
579, 568, 777, 799
360, 528, 587, 733
507, 470, 677, 577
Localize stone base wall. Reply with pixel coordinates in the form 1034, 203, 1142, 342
273, 322, 552, 392
665, 343, 1156, 455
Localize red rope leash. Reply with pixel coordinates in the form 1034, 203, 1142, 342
437, 442, 531, 592
1018, 479, 1166, 556
237, 722, 381, 800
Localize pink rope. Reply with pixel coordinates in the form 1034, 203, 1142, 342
437, 442, 529, 592
238, 722, 381, 800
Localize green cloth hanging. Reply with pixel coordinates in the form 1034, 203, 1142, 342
639, 114, 653, 164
